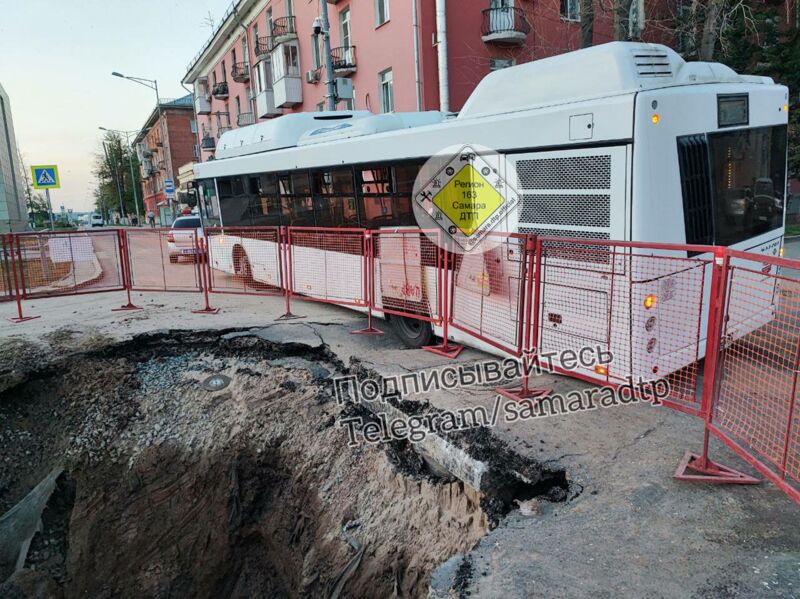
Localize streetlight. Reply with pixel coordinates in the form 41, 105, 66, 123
99, 127, 146, 225
112, 71, 175, 219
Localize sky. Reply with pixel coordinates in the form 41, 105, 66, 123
0, 0, 232, 212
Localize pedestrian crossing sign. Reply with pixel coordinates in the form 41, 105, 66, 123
31, 165, 60, 189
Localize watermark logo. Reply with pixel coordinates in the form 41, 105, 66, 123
413, 144, 519, 253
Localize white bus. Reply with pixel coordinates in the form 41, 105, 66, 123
193, 42, 788, 389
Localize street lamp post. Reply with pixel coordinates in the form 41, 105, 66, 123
112, 72, 175, 220
101, 141, 126, 224
99, 127, 144, 225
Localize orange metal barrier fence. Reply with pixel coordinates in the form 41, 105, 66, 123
2, 226, 799, 504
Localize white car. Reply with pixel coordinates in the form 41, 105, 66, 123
167, 216, 205, 263
90, 214, 104, 227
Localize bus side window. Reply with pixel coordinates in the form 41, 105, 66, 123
218, 176, 252, 226
249, 173, 282, 226
359, 167, 396, 228
393, 162, 421, 226
313, 168, 358, 228
285, 172, 315, 226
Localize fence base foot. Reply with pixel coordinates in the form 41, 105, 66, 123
7, 315, 40, 323
112, 303, 142, 312
351, 326, 384, 336
423, 343, 464, 359
276, 312, 305, 321
192, 307, 220, 315
496, 386, 551, 403
674, 451, 760, 485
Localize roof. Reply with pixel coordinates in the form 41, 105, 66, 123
214, 111, 446, 160
133, 94, 194, 145
458, 41, 772, 120
183, 0, 263, 84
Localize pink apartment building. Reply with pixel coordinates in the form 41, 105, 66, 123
182, 0, 672, 161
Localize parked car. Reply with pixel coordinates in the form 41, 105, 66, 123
90, 214, 104, 228
167, 216, 204, 263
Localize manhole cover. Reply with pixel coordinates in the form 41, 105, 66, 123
201, 374, 231, 392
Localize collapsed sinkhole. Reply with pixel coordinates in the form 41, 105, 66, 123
0, 329, 576, 598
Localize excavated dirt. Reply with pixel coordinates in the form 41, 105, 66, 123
0, 330, 570, 598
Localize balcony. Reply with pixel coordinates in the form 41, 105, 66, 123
194, 94, 211, 115
255, 90, 281, 118
212, 82, 229, 99
331, 46, 357, 76
255, 36, 273, 59
237, 112, 255, 127
231, 62, 250, 83
201, 136, 216, 150
274, 74, 302, 108
156, 159, 166, 171
218, 126, 233, 136
272, 16, 297, 44
481, 7, 531, 45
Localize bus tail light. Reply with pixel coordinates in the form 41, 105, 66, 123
644, 294, 657, 309
595, 365, 608, 376
651, 113, 660, 124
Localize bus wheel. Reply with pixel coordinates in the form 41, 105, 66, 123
390, 316, 433, 348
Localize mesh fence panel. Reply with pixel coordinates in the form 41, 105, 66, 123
289, 228, 366, 306
449, 233, 527, 356
0, 234, 14, 302
713, 254, 800, 488
372, 230, 441, 323
125, 229, 201, 292
205, 227, 283, 295
12, 231, 124, 299
538, 238, 710, 409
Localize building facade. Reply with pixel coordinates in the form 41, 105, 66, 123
132, 95, 197, 223
183, 0, 676, 162
0, 82, 27, 232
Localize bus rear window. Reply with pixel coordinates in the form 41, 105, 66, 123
678, 125, 787, 248
708, 125, 787, 246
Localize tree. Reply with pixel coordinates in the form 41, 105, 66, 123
92, 131, 142, 220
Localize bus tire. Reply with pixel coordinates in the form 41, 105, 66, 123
390, 316, 433, 348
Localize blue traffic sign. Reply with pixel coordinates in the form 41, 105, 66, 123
164, 179, 175, 194
31, 165, 60, 189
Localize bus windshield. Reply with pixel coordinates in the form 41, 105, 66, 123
709, 124, 787, 246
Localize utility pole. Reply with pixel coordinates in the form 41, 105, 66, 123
319, 0, 337, 110
102, 141, 126, 224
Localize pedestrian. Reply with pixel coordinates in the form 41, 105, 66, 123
147, 210, 156, 228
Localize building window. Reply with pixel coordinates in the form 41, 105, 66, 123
267, 7, 273, 35
340, 8, 352, 48
221, 60, 227, 81
316, 102, 325, 112
375, 0, 389, 26
560, 0, 579, 22
232, 48, 237, 66
379, 69, 393, 113
490, 57, 515, 71
285, 0, 293, 17
235, 96, 241, 118
340, 97, 354, 110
